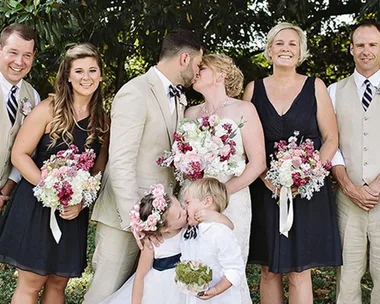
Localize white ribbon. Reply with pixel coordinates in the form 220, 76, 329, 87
50, 208, 62, 244
279, 186, 294, 238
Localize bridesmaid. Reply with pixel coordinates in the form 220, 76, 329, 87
243, 22, 342, 304
0, 44, 109, 304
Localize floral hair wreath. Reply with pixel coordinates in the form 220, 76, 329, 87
129, 184, 169, 232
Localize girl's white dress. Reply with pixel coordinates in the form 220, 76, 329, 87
100, 231, 185, 304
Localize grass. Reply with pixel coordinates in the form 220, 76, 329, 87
0, 221, 373, 304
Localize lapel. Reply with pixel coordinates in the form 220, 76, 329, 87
147, 67, 174, 145
176, 93, 187, 130
0, 85, 12, 130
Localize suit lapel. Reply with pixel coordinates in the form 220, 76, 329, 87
147, 67, 174, 145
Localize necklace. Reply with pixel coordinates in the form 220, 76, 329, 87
201, 98, 229, 116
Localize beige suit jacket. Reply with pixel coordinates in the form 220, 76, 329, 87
92, 67, 186, 230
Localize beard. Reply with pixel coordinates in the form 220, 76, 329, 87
180, 64, 195, 88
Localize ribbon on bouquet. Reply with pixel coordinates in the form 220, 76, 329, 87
279, 186, 294, 238
50, 208, 62, 243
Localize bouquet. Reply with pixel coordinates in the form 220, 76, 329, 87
33, 144, 102, 243
157, 115, 246, 185
266, 131, 332, 237
175, 260, 213, 296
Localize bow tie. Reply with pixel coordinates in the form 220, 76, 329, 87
184, 225, 199, 240
169, 84, 183, 98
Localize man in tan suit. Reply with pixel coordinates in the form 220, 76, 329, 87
328, 20, 380, 304
0, 24, 39, 218
85, 29, 203, 303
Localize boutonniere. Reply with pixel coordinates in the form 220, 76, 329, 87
179, 94, 187, 107
21, 97, 33, 116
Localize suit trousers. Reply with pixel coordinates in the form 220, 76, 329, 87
336, 189, 380, 304
83, 222, 140, 304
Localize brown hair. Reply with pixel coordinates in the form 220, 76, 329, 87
0, 23, 36, 49
202, 54, 244, 97
138, 192, 172, 235
184, 177, 229, 212
159, 29, 203, 60
350, 20, 380, 43
49, 43, 108, 148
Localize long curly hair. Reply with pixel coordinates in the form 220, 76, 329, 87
49, 43, 108, 148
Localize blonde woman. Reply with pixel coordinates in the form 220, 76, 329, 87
185, 54, 266, 303
243, 22, 342, 304
0, 43, 109, 304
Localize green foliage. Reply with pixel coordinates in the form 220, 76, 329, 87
175, 260, 213, 286
0, 0, 372, 104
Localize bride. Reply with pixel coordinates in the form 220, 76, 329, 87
185, 54, 266, 303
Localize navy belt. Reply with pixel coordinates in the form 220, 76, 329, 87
153, 253, 181, 271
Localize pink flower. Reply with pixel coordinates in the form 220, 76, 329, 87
41, 168, 48, 179
51, 168, 60, 178
220, 144, 231, 157
147, 214, 157, 227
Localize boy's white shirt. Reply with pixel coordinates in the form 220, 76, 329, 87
180, 221, 245, 303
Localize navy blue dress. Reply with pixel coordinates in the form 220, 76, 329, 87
248, 77, 342, 273
0, 117, 100, 277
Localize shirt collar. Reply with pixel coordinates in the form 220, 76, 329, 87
353, 68, 380, 88
153, 66, 173, 97
0, 71, 23, 95
197, 222, 214, 236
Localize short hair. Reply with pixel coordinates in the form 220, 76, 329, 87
202, 54, 244, 97
264, 22, 309, 66
350, 20, 380, 43
159, 29, 203, 60
184, 177, 229, 212
0, 23, 36, 49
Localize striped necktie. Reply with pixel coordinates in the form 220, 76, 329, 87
7, 85, 18, 125
362, 79, 372, 111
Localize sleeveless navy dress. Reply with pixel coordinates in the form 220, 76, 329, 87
248, 77, 342, 273
0, 117, 101, 277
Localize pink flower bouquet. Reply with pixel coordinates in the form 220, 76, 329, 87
157, 115, 245, 185
266, 131, 332, 237
33, 145, 101, 242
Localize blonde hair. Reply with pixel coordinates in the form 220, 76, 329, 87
184, 177, 229, 212
202, 54, 243, 97
264, 22, 309, 66
49, 43, 108, 148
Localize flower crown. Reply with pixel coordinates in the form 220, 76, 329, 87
129, 184, 169, 232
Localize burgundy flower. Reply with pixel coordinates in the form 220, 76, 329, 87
54, 181, 74, 206
292, 172, 309, 187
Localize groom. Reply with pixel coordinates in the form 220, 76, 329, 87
85, 29, 203, 303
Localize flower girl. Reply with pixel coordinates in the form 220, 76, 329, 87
101, 184, 232, 304
181, 177, 245, 303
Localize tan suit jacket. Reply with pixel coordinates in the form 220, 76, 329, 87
0, 81, 36, 188
92, 67, 186, 230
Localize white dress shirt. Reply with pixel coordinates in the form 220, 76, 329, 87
153, 66, 176, 115
180, 222, 245, 304
0, 71, 41, 184
328, 69, 380, 167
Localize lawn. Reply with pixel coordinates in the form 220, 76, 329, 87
0, 222, 373, 303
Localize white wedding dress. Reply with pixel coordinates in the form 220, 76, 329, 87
180, 118, 252, 304
100, 231, 185, 304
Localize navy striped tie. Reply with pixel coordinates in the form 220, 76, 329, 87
7, 85, 18, 125
362, 79, 372, 111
